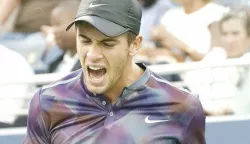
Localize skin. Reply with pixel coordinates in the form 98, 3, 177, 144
151, 0, 210, 61
41, 2, 78, 56
50, 6, 76, 54
204, 17, 250, 116
151, 25, 204, 61
0, 0, 21, 24
220, 17, 250, 58
76, 23, 143, 104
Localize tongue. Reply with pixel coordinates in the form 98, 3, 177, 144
89, 69, 106, 79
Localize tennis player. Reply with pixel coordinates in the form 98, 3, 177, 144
24, 0, 205, 143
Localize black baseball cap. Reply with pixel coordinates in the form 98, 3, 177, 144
66, 0, 142, 37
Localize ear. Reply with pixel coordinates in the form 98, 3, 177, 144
247, 36, 250, 42
129, 35, 143, 56
246, 36, 250, 49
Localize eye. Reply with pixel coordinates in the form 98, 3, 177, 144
82, 40, 91, 44
102, 42, 115, 48
232, 31, 239, 36
221, 32, 228, 36
80, 38, 92, 45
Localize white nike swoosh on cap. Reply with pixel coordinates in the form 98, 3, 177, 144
89, 3, 107, 8
145, 116, 170, 124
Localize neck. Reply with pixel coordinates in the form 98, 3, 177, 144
104, 62, 144, 104
183, 0, 208, 14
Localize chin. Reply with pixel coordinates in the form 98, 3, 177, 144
85, 80, 109, 94
87, 85, 108, 94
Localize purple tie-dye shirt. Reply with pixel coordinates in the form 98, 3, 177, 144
24, 63, 206, 144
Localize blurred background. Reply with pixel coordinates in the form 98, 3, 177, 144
0, 0, 250, 143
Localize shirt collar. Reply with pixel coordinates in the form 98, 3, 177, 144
126, 63, 150, 90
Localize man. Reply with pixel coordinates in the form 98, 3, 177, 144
39, 0, 81, 73
0, 0, 64, 65
152, 0, 229, 61
24, 0, 205, 143
138, 0, 173, 42
186, 11, 250, 116
0, 45, 34, 127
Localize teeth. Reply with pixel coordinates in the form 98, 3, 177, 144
88, 66, 103, 71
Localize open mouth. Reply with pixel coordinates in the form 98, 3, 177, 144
87, 66, 107, 83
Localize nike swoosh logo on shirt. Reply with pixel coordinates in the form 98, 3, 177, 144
89, 3, 107, 8
145, 116, 170, 124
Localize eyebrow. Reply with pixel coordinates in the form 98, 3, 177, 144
78, 34, 91, 41
78, 34, 119, 43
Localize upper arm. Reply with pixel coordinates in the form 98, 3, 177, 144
24, 90, 50, 144
160, 94, 205, 144
182, 98, 206, 144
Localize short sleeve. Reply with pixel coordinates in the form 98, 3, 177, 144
23, 89, 50, 144
182, 98, 206, 144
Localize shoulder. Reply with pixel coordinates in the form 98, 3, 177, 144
148, 72, 206, 142
149, 72, 199, 100
161, 7, 183, 23
41, 69, 82, 91
241, 52, 250, 60
0, 45, 34, 75
1, 45, 26, 63
203, 2, 230, 21
206, 2, 230, 11
37, 69, 83, 102
28, 69, 83, 116
145, 72, 205, 143
149, 72, 205, 126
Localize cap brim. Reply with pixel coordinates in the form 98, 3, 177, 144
66, 15, 128, 37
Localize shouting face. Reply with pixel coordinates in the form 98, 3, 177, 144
76, 23, 137, 95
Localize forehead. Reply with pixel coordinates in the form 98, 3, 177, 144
221, 18, 245, 31
76, 22, 126, 41
223, 18, 243, 27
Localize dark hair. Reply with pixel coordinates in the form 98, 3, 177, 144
219, 11, 250, 36
126, 31, 137, 45
139, 0, 157, 8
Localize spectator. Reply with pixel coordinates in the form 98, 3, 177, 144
39, 0, 81, 73
0, 45, 34, 127
138, 0, 173, 42
217, 11, 250, 58
135, 0, 178, 64
185, 11, 250, 116
152, 0, 229, 61
0, 0, 65, 65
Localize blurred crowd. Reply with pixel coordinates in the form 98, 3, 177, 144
0, 0, 250, 127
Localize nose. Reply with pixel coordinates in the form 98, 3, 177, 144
86, 45, 103, 62
225, 35, 235, 44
